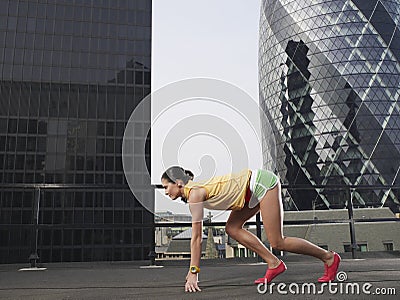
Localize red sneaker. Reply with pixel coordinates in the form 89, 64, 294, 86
318, 251, 341, 282
254, 260, 287, 284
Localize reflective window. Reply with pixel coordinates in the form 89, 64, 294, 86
0, 1, 152, 263
258, 0, 400, 211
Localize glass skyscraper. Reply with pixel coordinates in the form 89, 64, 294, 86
0, 0, 153, 263
259, 0, 400, 211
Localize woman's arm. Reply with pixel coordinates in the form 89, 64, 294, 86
185, 188, 205, 292
189, 218, 203, 270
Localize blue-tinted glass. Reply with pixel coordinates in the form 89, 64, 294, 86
258, 0, 400, 211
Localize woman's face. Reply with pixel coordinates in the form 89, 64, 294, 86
161, 178, 182, 200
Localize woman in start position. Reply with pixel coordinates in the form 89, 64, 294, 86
161, 166, 341, 292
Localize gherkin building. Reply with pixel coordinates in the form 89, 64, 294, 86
259, 0, 400, 211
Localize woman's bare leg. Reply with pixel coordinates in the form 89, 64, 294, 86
226, 204, 281, 268
259, 183, 334, 265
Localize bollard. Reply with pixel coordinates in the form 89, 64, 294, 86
148, 250, 157, 266
29, 253, 39, 268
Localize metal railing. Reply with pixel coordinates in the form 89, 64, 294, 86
0, 183, 399, 265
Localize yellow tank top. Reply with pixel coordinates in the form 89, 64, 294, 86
183, 169, 252, 210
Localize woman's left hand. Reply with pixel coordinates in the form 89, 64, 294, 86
185, 272, 201, 292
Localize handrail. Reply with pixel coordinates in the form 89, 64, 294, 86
0, 183, 129, 189
0, 183, 398, 190
156, 218, 400, 227
154, 184, 399, 189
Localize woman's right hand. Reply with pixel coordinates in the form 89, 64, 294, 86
185, 272, 201, 292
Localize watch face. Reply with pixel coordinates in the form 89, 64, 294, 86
190, 267, 196, 273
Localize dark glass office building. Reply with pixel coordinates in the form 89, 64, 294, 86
0, 0, 153, 263
259, 0, 400, 211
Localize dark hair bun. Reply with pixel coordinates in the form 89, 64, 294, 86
184, 170, 194, 180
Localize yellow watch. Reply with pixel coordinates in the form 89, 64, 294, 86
189, 265, 200, 274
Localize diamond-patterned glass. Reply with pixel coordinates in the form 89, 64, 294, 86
259, 0, 400, 211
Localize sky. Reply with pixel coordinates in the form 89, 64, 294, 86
151, 0, 263, 221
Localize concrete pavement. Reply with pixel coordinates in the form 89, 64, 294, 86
0, 255, 399, 299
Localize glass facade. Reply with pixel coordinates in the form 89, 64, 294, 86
259, 0, 400, 211
0, 0, 153, 263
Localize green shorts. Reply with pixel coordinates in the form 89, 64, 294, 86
250, 169, 279, 200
